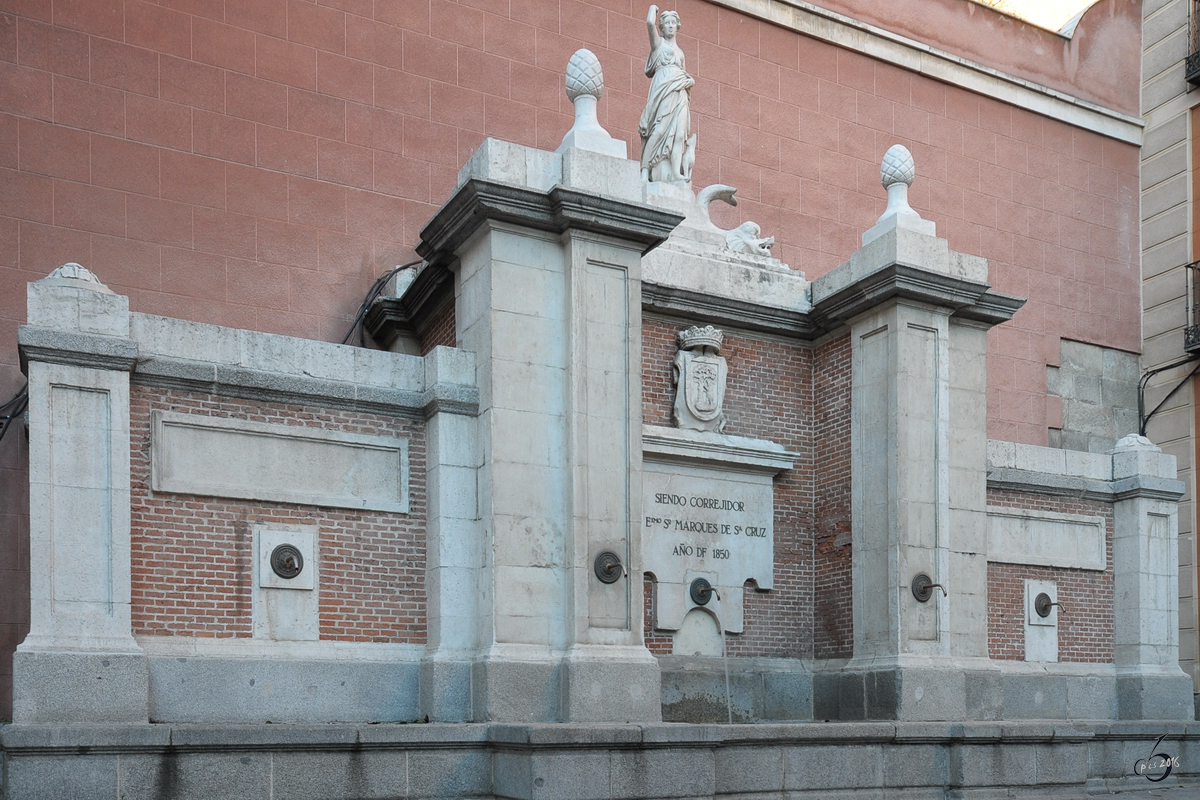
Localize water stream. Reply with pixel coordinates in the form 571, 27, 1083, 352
707, 591, 733, 724
720, 613, 732, 724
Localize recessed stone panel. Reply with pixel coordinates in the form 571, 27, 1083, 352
48, 384, 113, 614
151, 410, 409, 513
987, 506, 1105, 571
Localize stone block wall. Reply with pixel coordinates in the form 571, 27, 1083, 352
1139, 0, 1198, 692
0, 0, 1147, 718
5, 719, 1196, 800
128, 386, 428, 644
0, 0, 1142, 437
639, 316, 1136, 670
986, 490, 1115, 662
1046, 339, 1139, 453
980, 437, 1192, 721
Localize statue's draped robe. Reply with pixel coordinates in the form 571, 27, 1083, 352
639, 42, 693, 179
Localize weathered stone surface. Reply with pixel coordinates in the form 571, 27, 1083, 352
987, 507, 1106, 571
643, 460, 776, 636
144, 654, 421, 724
151, 410, 410, 513
268, 751, 409, 800
5, 721, 1200, 798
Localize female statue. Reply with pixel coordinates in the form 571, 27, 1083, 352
639, 6, 695, 183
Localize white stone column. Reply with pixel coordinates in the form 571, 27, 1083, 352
13, 265, 147, 723
946, 319, 990, 662
850, 296, 951, 663
844, 291, 994, 720
1110, 434, 1193, 719
457, 218, 571, 722
415, 139, 681, 722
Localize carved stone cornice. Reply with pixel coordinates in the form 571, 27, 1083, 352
643, 257, 1023, 340
953, 290, 1027, 326
642, 424, 796, 475
986, 467, 1185, 504
809, 262, 1024, 331
641, 282, 818, 338
416, 179, 685, 269
18, 326, 138, 373
21, 319, 480, 419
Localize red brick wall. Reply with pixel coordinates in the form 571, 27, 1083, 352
642, 319, 676, 429
0, 388, 28, 720
419, 301, 455, 355
813, 333, 852, 659
986, 488, 1114, 662
642, 317, 813, 658
644, 573, 671, 656
129, 386, 427, 643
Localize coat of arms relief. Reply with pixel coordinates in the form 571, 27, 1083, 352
671, 325, 727, 432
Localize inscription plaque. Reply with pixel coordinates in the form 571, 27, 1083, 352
642, 462, 774, 633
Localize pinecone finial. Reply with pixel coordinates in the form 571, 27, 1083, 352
565, 49, 604, 102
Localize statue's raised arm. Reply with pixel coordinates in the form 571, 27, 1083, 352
638, 7, 695, 184
646, 4, 661, 54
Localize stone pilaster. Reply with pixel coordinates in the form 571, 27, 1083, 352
1109, 434, 1193, 719
809, 182, 1023, 720
415, 139, 682, 722
14, 265, 147, 723
419, 346, 481, 722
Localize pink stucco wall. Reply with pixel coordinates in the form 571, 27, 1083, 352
0, 0, 1142, 434
806, 0, 1141, 118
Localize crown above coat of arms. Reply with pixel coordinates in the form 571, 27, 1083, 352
676, 325, 723, 353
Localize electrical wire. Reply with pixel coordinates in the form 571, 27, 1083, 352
1138, 353, 1200, 436
341, 260, 424, 347
0, 382, 28, 443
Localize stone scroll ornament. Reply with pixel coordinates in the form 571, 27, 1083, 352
672, 325, 727, 432
639, 6, 695, 184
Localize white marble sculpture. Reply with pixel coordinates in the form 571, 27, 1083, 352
639, 6, 694, 184
672, 325, 727, 432
558, 49, 626, 157
692, 185, 778, 260
725, 221, 774, 256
